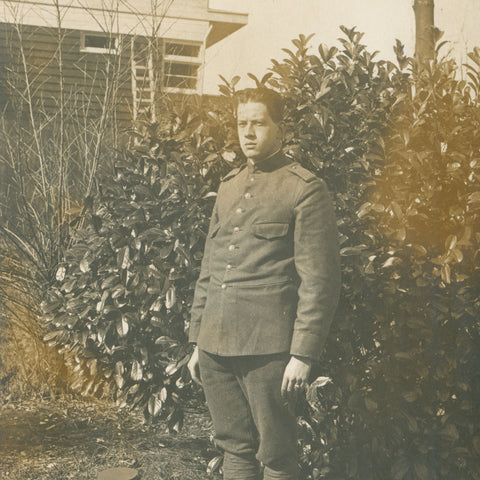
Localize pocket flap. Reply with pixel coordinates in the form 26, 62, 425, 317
253, 223, 289, 239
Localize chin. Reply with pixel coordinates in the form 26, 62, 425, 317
244, 151, 259, 159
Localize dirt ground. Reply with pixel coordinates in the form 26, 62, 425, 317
0, 395, 219, 480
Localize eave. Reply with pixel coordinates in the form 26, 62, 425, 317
205, 8, 248, 47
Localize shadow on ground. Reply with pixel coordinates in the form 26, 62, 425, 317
0, 396, 218, 480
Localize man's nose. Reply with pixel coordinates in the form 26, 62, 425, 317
245, 124, 255, 138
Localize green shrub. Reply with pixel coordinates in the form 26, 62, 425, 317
42, 102, 237, 428
270, 31, 480, 480
41, 26, 480, 479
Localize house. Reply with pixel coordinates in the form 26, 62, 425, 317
0, 0, 247, 123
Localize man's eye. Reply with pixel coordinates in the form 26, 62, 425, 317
238, 123, 247, 127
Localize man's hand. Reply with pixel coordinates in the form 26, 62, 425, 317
281, 355, 312, 411
187, 345, 202, 385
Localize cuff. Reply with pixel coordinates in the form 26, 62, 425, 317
290, 329, 329, 361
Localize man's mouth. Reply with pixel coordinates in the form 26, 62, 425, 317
244, 143, 256, 148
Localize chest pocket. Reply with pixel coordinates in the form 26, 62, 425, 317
253, 222, 289, 239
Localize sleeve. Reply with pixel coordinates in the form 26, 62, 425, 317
290, 178, 341, 361
188, 201, 219, 343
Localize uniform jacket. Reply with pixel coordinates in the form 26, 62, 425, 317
189, 151, 340, 361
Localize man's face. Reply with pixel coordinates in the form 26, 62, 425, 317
237, 101, 282, 161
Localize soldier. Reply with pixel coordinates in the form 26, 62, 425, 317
187, 87, 340, 480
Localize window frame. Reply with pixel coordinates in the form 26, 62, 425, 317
80, 31, 119, 55
163, 39, 203, 94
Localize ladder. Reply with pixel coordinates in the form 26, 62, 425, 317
131, 38, 156, 122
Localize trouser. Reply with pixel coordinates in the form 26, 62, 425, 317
198, 350, 298, 480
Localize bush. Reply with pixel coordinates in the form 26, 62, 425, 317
42, 101, 238, 427
41, 26, 480, 479
270, 31, 480, 480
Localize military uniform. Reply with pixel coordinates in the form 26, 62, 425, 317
189, 151, 340, 479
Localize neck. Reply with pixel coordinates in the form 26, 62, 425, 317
248, 146, 283, 165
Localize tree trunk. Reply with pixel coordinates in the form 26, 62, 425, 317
413, 0, 435, 65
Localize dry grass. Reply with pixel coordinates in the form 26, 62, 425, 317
0, 395, 218, 480
0, 243, 71, 398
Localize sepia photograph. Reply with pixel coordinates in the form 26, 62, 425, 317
0, 1, 479, 479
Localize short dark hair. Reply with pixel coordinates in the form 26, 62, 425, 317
234, 87, 284, 124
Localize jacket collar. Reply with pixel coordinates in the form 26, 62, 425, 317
246, 149, 291, 173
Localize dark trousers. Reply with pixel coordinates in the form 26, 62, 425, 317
198, 350, 298, 480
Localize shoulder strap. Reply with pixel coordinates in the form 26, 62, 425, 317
287, 163, 316, 182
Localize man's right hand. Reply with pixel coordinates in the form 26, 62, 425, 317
187, 345, 202, 385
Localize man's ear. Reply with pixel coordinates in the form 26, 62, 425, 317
276, 122, 285, 141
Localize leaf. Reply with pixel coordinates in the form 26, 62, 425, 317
131, 360, 143, 381
222, 151, 236, 162
206, 455, 223, 475
260, 72, 273, 85
79, 258, 90, 273
356, 202, 372, 218
165, 363, 178, 376
441, 264, 451, 284
364, 397, 378, 412
414, 462, 430, 480
340, 245, 367, 256
390, 201, 403, 220
114, 361, 125, 389
247, 72, 261, 87
392, 226, 406, 241
56, 266, 66, 281
445, 234, 457, 251
404, 413, 418, 432
310, 376, 332, 388
159, 243, 174, 259
382, 257, 399, 268
468, 191, 480, 204
451, 248, 463, 263
148, 394, 163, 417
160, 387, 168, 402
116, 316, 129, 337
96, 290, 109, 313
231, 75, 241, 87
117, 246, 130, 270
473, 436, 480, 455
165, 286, 176, 309
392, 457, 410, 480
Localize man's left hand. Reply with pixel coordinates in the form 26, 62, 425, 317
281, 355, 312, 410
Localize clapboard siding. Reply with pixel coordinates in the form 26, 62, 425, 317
0, 1, 211, 41
0, 23, 137, 123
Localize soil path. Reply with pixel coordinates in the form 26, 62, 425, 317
0, 396, 217, 480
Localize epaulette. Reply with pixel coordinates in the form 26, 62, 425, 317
221, 165, 245, 182
287, 163, 316, 182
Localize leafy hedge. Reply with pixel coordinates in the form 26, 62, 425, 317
42, 107, 238, 428
43, 27, 480, 479
270, 30, 480, 480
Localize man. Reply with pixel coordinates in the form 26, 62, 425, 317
187, 87, 340, 480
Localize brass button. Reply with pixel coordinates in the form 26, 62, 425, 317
221, 283, 227, 289
244, 192, 252, 199
226, 264, 232, 270
228, 245, 236, 251
233, 227, 240, 233
236, 207, 243, 214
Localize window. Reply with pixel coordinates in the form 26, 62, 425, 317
163, 41, 202, 92
80, 32, 118, 54
165, 42, 201, 58
164, 62, 199, 89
